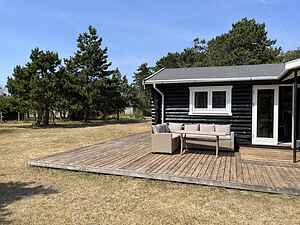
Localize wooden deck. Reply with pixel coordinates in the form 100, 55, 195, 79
240, 146, 300, 167
28, 133, 300, 195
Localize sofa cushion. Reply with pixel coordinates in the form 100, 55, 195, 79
162, 123, 170, 133
152, 125, 160, 134
152, 124, 169, 134
215, 124, 231, 135
168, 123, 183, 133
185, 133, 231, 140
171, 133, 181, 139
185, 133, 216, 141
184, 124, 200, 133
200, 123, 215, 134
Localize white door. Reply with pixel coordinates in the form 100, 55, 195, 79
252, 85, 279, 145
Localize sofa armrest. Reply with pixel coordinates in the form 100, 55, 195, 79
151, 133, 173, 153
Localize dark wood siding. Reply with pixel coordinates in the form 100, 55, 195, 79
151, 88, 162, 124
151, 83, 252, 145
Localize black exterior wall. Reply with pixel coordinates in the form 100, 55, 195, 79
151, 89, 162, 124
150, 80, 292, 146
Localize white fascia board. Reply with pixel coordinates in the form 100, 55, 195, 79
279, 58, 300, 80
144, 76, 278, 84
285, 58, 300, 71
143, 68, 165, 83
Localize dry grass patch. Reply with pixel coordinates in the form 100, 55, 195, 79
0, 121, 299, 225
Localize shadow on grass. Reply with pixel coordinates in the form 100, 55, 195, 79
44, 119, 147, 129
1, 119, 148, 130
0, 181, 58, 224
0, 129, 17, 135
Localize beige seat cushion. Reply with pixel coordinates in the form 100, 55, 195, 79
185, 133, 231, 141
185, 134, 216, 141
184, 124, 199, 132
171, 133, 180, 139
200, 123, 215, 134
168, 123, 183, 133
215, 124, 231, 135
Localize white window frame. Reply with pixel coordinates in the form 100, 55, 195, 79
189, 86, 232, 116
252, 85, 279, 146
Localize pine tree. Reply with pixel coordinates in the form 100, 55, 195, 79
108, 69, 130, 120
7, 65, 31, 116
7, 48, 62, 126
65, 25, 112, 121
154, 18, 282, 69
206, 18, 281, 66
280, 48, 300, 62
28, 48, 61, 125
132, 63, 152, 116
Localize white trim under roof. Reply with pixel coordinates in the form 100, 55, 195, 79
143, 68, 165, 84
144, 59, 300, 84
145, 76, 278, 84
284, 58, 300, 71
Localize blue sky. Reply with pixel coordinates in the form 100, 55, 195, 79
0, 0, 299, 86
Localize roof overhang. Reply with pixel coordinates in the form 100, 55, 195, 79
144, 76, 278, 84
279, 58, 300, 81
144, 58, 300, 85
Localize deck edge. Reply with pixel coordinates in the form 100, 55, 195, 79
27, 160, 300, 196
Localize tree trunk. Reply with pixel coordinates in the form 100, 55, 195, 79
84, 109, 89, 122
17, 112, 20, 122
52, 111, 56, 124
36, 111, 42, 126
117, 112, 120, 120
43, 109, 49, 126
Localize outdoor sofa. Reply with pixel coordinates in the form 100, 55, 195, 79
151, 123, 235, 154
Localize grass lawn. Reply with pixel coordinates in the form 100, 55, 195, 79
0, 120, 299, 225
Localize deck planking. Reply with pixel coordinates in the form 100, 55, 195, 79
28, 133, 300, 196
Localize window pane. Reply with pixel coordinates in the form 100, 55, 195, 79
212, 91, 226, 108
195, 92, 208, 108
257, 89, 274, 138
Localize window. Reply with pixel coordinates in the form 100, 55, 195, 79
189, 86, 232, 115
195, 92, 208, 108
212, 91, 226, 108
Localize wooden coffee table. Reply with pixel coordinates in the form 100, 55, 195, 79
174, 130, 227, 157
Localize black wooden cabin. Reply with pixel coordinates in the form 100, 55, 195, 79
144, 60, 300, 162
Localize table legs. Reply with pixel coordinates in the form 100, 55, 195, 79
184, 133, 188, 154
180, 133, 183, 154
180, 133, 187, 155
216, 136, 219, 157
